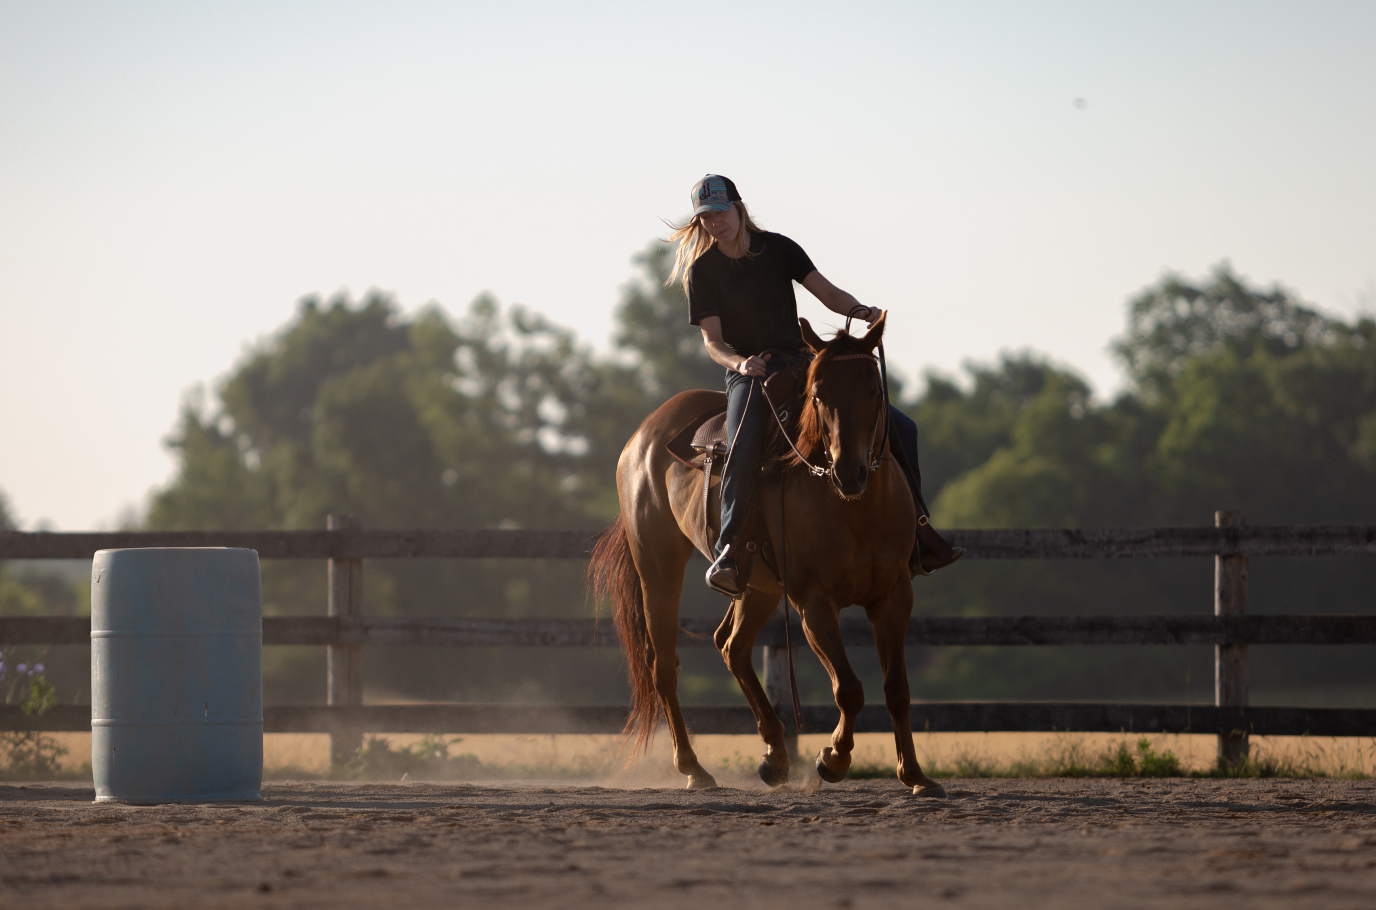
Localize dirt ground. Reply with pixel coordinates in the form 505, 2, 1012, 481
3, 777, 1375, 909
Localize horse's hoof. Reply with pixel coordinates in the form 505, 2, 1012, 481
686, 773, 718, 790
912, 783, 947, 799
758, 758, 789, 788
815, 750, 847, 784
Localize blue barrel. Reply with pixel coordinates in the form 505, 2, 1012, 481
91, 548, 263, 803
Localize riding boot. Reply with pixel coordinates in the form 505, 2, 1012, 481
912, 516, 965, 577
705, 544, 742, 597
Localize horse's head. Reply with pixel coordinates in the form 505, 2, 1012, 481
793, 313, 888, 499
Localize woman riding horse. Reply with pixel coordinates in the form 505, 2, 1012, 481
669, 174, 961, 595
587, 176, 957, 794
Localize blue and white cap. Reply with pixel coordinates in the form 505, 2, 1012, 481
691, 174, 742, 216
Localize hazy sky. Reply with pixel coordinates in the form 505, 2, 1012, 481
2, 1, 1374, 529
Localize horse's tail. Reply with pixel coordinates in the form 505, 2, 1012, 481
587, 513, 659, 760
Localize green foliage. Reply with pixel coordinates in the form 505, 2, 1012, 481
17, 673, 56, 719
612, 243, 721, 399
1, 659, 72, 781
149, 291, 626, 533
0, 729, 69, 780
0, 575, 44, 617
895, 264, 1376, 707
926, 264, 1376, 529
1115, 263, 1339, 398
1099, 738, 1185, 777
0, 489, 44, 618
850, 737, 1182, 779
330, 734, 618, 781
337, 734, 485, 780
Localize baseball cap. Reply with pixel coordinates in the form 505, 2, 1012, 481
691, 174, 741, 216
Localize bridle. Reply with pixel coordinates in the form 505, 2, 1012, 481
768, 315, 892, 487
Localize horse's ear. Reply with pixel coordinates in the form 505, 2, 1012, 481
799, 317, 827, 353
860, 311, 887, 351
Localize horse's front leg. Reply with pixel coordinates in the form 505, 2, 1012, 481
796, 594, 863, 784
867, 584, 946, 798
718, 586, 791, 787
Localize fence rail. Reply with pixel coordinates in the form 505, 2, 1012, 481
6, 524, 1376, 561
4, 518, 1375, 760
5, 614, 1376, 648
6, 703, 1375, 738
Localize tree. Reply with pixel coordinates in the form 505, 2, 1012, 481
611, 242, 721, 400
143, 247, 729, 704
1115, 262, 1341, 398
901, 265, 1376, 706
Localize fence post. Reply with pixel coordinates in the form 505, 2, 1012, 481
762, 602, 799, 760
1215, 510, 1249, 766
327, 514, 364, 765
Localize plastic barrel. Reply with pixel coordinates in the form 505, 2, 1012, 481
91, 548, 263, 803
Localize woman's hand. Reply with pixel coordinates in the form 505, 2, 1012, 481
736, 353, 772, 377
859, 305, 883, 326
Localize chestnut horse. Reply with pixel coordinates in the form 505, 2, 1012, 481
589, 314, 945, 796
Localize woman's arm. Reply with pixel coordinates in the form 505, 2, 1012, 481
699, 316, 771, 377
801, 271, 882, 326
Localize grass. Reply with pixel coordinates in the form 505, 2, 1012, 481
286, 733, 1372, 782
847, 735, 1372, 780
263, 734, 623, 782
9, 732, 1371, 783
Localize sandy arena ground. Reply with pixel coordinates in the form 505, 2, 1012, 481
3, 776, 1375, 909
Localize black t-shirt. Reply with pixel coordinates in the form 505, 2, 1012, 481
687, 231, 817, 357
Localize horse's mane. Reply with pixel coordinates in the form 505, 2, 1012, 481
787, 328, 875, 467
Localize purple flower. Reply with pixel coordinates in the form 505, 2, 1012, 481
34, 663, 44, 673
27, 670, 34, 677
16, 663, 26, 673
0, 661, 6, 673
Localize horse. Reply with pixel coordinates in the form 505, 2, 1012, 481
588, 313, 946, 796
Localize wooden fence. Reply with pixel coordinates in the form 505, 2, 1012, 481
4, 512, 1376, 764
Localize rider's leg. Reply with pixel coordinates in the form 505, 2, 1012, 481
708, 367, 778, 594
887, 406, 963, 575
888, 405, 924, 507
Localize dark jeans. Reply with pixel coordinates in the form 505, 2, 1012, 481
716, 365, 926, 560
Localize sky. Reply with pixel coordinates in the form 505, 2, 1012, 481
2, 1, 1374, 530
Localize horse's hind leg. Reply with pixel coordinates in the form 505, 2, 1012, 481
868, 584, 946, 798
795, 594, 864, 784
637, 543, 718, 790
718, 586, 791, 786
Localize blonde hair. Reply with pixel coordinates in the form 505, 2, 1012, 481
664, 202, 765, 295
